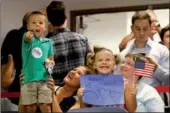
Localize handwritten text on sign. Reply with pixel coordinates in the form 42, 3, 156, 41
80, 75, 124, 105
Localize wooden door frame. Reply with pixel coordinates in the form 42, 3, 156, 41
70, 3, 169, 31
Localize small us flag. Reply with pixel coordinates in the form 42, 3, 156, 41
135, 61, 155, 78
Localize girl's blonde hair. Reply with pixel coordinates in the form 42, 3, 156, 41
86, 45, 121, 72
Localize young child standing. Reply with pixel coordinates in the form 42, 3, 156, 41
21, 11, 54, 113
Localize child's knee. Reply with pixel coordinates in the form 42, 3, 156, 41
39, 103, 51, 112
25, 104, 37, 112
39, 103, 51, 108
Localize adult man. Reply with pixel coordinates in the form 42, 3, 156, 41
119, 10, 162, 52
120, 11, 169, 86
46, 1, 92, 85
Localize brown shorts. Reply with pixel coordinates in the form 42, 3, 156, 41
20, 81, 52, 105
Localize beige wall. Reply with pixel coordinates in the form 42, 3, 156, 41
0, 0, 169, 46
63, 0, 169, 28
63, 0, 169, 10
82, 9, 169, 53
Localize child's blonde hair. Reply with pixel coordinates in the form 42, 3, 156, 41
27, 11, 48, 28
86, 45, 121, 73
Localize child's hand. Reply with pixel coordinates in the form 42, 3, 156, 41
77, 88, 85, 100
50, 60, 55, 66
24, 31, 34, 42
77, 88, 89, 108
48, 56, 55, 66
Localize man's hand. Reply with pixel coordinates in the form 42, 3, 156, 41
145, 56, 158, 72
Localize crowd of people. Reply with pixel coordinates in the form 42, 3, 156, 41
1, 0, 169, 112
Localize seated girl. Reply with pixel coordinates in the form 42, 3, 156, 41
79, 46, 137, 112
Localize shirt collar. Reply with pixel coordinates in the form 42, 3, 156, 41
53, 28, 69, 35
128, 38, 153, 50
34, 35, 48, 43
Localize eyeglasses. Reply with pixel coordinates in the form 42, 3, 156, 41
122, 60, 135, 66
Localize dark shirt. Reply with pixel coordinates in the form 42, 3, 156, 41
1, 27, 27, 105
55, 86, 76, 112
49, 28, 90, 83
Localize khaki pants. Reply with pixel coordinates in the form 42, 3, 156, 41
21, 81, 52, 105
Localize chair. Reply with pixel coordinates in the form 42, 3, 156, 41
69, 107, 128, 112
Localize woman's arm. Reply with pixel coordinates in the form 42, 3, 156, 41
1, 55, 15, 89
119, 32, 134, 52
124, 84, 137, 112
47, 77, 64, 112
52, 94, 63, 112
69, 100, 80, 110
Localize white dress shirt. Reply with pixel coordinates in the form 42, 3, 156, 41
136, 81, 164, 112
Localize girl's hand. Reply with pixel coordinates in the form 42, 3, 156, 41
77, 88, 85, 100
77, 88, 88, 108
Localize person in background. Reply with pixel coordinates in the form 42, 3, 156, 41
119, 9, 162, 52
120, 11, 169, 86
159, 24, 170, 112
160, 25, 169, 50
46, 1, 93, 85
1, 55, 18, 111
120, 53, 164, 112
1, 11, 30, 106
